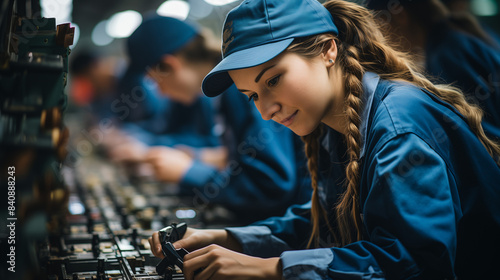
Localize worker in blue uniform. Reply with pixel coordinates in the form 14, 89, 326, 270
367, 0, 500, 141
115, 74, 220, 148
109, 19, 220, 155
442, 0, 500, 47
113, 15, 312, 223
148, 0, 500, 279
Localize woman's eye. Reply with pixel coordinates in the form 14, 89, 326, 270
267, 75, 281, 87
248, 93, 259, 102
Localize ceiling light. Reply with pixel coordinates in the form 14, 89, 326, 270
204, 0, 240, 6
92, 20, 113, 46
106, 10, 142, 38
157, 0, 190, 20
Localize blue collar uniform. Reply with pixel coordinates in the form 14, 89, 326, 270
118, 15, 221, 148
226, 72, 500, 279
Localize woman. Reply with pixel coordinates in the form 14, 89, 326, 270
149, 0, 500, 279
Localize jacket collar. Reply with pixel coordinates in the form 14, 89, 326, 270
359, 72, 380, 159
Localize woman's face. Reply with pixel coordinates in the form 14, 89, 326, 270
229, 51, 345, 136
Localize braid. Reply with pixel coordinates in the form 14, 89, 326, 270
301, 125, 330, 248
335, 44, 365, 244
288, 0, 500, 247
420, 83, 499, 163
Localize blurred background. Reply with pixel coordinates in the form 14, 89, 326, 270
1, 0, 499, 279
57, 0, 500, 107
68, 0, 244, 76
60, 0, 500, 53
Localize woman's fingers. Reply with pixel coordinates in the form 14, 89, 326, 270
148, 232, 164, 259
150, 227, 199, 259
151, 228, 228, 263
173, 235, 203, 252
183, 245, 221, 280
183, 244, 218, 261
193, 262, 218, 280
172, 228, 213, 252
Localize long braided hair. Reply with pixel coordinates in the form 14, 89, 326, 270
287, 0, 500, 247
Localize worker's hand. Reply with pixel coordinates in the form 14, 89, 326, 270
198, 146, 229, 171
148, 227, 225, 259
144, 146, 193, 183
175, 145, 229, 171
100, 128, 128, 149
183, 245, 282, 280
148, 227, 254, 279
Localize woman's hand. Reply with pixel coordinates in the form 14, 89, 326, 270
183, 245, 282, 280
175, 145, 229, 171
148, 228, 234, 259
198, 146, 228, 171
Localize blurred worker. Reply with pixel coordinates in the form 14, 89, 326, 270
442, 0, 500, 46
109, 15, 312, 223
367, 0, 500, 141
113, 64, 220, 150
69, 51, 120, 121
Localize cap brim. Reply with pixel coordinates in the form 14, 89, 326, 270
202, 38, 294, 97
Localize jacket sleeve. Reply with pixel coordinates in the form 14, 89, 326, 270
179, 90, 310, 221
264, 133, 457, 279
119, 96, 220, 148
120, 122, 219, 148
225, 201, 313, 257
120, 122, 156, 145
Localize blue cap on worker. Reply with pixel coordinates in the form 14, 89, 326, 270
201, 0, 338, 97
126, 15, 199, 75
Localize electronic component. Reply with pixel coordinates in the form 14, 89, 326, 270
156, 223, 188, 276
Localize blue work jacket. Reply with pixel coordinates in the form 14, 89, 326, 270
116, 71, 220, 148
426, 22, 500, 141
121, 94, 220, 148
227, 72, 500, 279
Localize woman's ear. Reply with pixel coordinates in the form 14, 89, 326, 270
322, 39, 338, 66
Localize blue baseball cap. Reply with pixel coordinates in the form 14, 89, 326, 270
126, 15, 199, 75
202, 0, 338, 97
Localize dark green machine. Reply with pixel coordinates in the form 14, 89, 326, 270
0, 0, 73, 278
